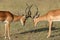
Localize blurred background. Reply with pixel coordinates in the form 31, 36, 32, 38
0, 0, 60, 40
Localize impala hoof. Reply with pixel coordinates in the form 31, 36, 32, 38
34, 25, 36, 27
47, 35, 50, 38
5, 36, 7, 39
8, 37, 11, 40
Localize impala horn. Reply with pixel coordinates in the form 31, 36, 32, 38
25, 3, 33, 18
33, 5, 40, 18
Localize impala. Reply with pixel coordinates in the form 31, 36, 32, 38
33, 7, 60, 38
0, 4, 33, 40
0, 11, 26, 40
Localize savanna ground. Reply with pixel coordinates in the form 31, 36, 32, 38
0, 0, 60, 40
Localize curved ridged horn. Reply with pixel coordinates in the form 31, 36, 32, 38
33, 5, 40, 18
25, 3, 33, 18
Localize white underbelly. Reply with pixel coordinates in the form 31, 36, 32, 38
52, 16, 60, 21
53, 19, 60, 21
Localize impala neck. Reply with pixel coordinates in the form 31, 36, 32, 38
13, 15, 23, 21
37, 15, 47, 22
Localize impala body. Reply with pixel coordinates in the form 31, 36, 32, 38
0, 11, 26, 40
0, 4, 32, 40
33, 9, 60, 38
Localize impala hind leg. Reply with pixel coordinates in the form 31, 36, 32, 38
47, 21, 52, 38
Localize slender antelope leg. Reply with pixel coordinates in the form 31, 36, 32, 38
5, 21, 10, 40
6, 22, 10, 40
47, 21, 52, 38
7, 22, 10, 40
4, 24, 7, 39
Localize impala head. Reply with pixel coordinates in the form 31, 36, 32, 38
20, 4, 33, 26
33, 6, 40, 27
20, 14, 26, 26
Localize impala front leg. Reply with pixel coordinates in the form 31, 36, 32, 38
7, 23, 10, 40
47, 21, 52, 38
4, 24, 7, 39
5, 21, 11, 40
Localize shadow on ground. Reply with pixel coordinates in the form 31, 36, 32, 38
1, 27, 60, 39
20, 27, 58, 34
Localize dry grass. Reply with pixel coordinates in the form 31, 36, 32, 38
0, 0, 60, 40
